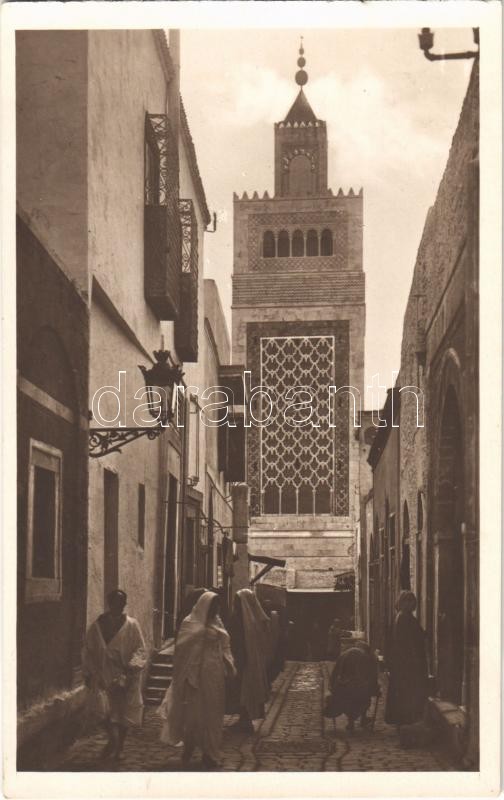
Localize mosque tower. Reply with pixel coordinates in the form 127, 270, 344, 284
231, 41, 365, 639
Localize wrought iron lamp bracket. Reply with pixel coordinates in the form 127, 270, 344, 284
418, 27, 479, 61
89, 426, 164, 458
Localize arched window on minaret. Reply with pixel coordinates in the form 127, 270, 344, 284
277, 230, 290, 257
263, 230, 275, 258
292, 229, 304, 257
321, 229, 333, 256
289, 154, 313, 196
306, 229, 319, 256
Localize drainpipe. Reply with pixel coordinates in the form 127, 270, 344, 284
168, 30, 180, 141
231, 483, 249, 594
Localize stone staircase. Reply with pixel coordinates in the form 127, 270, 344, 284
144, 642, 174, 707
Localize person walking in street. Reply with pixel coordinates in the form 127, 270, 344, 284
327, 618, 344, 661
227, 588, 271, 733
175, 587, 207, 640
324, 640, 380, 732
158, 591, 236, 769
260, 599, 282, 683
82, 589, 147, 762
385, 590, 429, 730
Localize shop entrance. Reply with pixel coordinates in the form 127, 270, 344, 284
286, 590, 354, 661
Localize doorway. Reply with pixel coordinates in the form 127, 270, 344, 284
103, 469, 119, 604
435, 385, 464, 704
162, 474, 178, 640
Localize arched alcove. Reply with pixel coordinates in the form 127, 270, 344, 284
277, 230, 290, 258
292, 229, 304, 257
263, 230, 275, 258
289, 154, 312, 196
400, 501, 411, 590
321, 228, 333, 256
434, 384, 464, 704
306, 229, 319, 256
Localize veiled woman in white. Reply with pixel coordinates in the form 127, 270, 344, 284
228, 588, 271, 732
158, 591, 235, 769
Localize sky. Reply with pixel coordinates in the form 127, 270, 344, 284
180, 28, 474, 407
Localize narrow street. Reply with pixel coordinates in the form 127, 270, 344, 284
51, 663, 454, 772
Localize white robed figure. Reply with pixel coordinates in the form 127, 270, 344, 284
158, 591, 235, 769
82, 589, 147, 761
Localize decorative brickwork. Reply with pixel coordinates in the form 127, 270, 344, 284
233, 272, 365, 307
246, 320, 349, 517
253, 255, 341, 273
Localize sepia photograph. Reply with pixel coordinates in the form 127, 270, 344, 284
2, 2, 501, 796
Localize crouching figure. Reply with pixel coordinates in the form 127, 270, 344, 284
324, 641, 380, 732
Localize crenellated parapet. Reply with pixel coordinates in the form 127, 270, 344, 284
275, 119, 326, 130
233, 187, 363, 203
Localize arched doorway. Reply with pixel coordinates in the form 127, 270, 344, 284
435, 384, 464, 704
400, 501, 411, 590
369, 528, 379, 652
416, 491, 424, 622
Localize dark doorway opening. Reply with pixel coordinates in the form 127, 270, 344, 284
163, 475, 178, 640
103, 469, 119, 604
435, 385, 464, 704
286, 591, 354, 661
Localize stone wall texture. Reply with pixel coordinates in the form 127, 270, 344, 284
367, 60, 479, 766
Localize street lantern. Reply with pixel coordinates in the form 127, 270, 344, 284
89, 347, 184, 458
418, 27, 479, 61
418, 27, 434, 54
139, 348, 184, 426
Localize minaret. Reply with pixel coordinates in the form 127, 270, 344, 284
274, 40, 328, 197
231, 40, 365, 632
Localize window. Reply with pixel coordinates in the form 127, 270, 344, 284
188, 394, 200, 486
263, 231, 275, 258
321, 229, 333, 256
145, 136, 161, 206
277, 230, 290, 258
26, 440, 62, 603
144, 113, 181, 321
138, 483, 146, 549
292, 229, 304, 257
175, 199, 199, 361
306, 229, 319, 256
306, 230, 318, 256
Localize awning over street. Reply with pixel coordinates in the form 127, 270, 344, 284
248, 553, 286, 585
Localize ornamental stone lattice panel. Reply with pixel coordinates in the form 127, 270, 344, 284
261, 335, 334, 513
246, 321, 349, 517
248, 211, 348, 271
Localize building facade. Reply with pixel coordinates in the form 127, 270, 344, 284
362, 60, 479, 765
231, 47, 366, 648
16, 31, 92, 763
16, 27, 239, 765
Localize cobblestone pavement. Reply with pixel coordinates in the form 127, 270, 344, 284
50, 662, 455, 772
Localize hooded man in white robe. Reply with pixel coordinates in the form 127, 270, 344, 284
82, 589, 146, 761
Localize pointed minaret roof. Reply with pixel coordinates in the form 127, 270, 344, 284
284, 38, 318, 124
285, 88, 317, 124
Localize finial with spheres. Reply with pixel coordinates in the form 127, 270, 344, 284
295, 36, 308, 86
